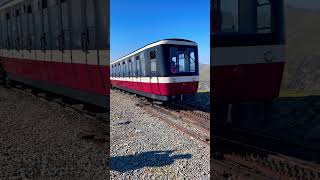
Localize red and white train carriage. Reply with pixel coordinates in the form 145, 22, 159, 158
211, 0, 285, 104
0, 0, 109, 108
110, 39, 199, 102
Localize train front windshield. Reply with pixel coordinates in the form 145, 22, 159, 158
212, 0, 284, 46
169, 46, 197, 74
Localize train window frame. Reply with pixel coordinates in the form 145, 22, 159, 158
48, 3, 60, 50
140, 52, 146, 76
169, 46, 197, 74
150, 50, 156, 60
128, 59, 131, 77
211, 0, 285, 47
136, 55, 140, 76
0, 19, 2, 50
132, 56, 136, 77
150, 50, 157, 76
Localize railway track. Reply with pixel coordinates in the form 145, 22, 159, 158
137, 98, 210, 145
114, 89, 320, 179
213, 126, 320, 179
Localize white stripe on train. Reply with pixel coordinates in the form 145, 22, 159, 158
111, 76, 199, 83
0, 49, 110, 66
212, 45, 285, 66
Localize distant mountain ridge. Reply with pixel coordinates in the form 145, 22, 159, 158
198, 63, 210, 91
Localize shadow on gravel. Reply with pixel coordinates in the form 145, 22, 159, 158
111, 150, 192, 173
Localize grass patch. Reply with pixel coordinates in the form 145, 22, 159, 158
197, 89, 210, 93
279, 89, 320, 97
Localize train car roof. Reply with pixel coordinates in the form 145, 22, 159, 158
0, 0, 23, 10
111, 39, 197, 64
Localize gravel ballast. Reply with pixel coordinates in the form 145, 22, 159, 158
110, 90, 210, 179
0, 87, 109, 179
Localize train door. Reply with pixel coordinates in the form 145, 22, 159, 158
70, 0, 89, 92
14, 5, 23, 63
139, 52, 146, 93
61, 0, 73, 89
125, 59, 129, 89
21, 2, 31, 79
149, 49, 160, 96
2, 12, 8, 68
33, 0, 44, 81
28, 3, 37, 80
0, 15, 2, 61
135, 55, 141, 91
49, 0, 64, 86
83, 0, 97, 93
133, 55, 141, 91
122, 61, 126, 88
2, 12, 9, 73
43, 0, 51, 82
144, 50, 152, 95
11, 6, 19, 74
8, 8, 15, 73
97, 0, 109, 95
128, 58, 133, 89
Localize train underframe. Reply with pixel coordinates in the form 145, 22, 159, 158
111, 80, 199, 103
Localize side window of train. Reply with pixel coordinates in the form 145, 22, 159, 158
61, 0, 70, 50
21, 5, 27, 50
9, 12, 14, 50
116, 65, 119, 77
132, 57, 136, 77
0, 19, 2, 51
257, 0, 272, 33
150, 50, 157, 76
140, 53, 146, 76
123, 61, 126, 76
135, 56, 140, 76
49, 0, 60, 51
118, 63, 120, 76
219, 0, 272, 34
86, 0, 96, 50
34, 3, 42, 50
190, 51, 196, 72
7, 12, 11, 50
128, 59, 131, 76
11, 10, 16, 50
0, 19, 2, 50
43, 2, 50, 51
118, 63, 122, 77
3, 13, 8, 51
178, 53, 186, 72
15, 8, 21, 51
27, 5, 34, 51
70, 0, 83, 50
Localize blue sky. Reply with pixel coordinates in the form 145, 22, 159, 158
110, 0, 210, 64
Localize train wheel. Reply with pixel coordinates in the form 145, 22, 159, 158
212, 103, 229, 159
262, 100, 273, 127
0, 65, 8, 87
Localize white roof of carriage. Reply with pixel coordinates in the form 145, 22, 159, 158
111, 39, 197, 65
